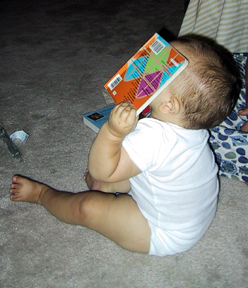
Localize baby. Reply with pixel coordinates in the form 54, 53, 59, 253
9, 36, 240, 256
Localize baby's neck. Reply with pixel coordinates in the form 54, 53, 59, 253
150, 110, 184, 128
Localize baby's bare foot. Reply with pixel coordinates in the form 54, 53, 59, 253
10, 175, 46, 204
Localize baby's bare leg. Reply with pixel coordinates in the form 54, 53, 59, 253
10, 175, 150, 253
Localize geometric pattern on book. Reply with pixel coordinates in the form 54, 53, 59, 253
104, 33, 188, 115
124, 35, 184, 99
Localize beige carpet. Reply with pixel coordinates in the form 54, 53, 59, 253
1, 0, 248, 287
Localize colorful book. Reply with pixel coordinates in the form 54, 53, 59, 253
83, 105, 115, 133
83, 33, 188, 133
104, 33, 188, 115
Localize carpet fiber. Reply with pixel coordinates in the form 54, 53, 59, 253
0, 1, 248, 287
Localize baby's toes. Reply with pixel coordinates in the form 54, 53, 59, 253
10, 183, 18, 192
10, 192, 19, 201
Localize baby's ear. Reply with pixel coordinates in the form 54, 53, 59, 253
159, 95, 181, 115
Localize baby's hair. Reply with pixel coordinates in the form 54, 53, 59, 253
169, 35, 241, 129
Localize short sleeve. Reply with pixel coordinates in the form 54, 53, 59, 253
122, 118, 172, 172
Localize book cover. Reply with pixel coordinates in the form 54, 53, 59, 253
83, 105, 115, 133
104, 33, 188, 115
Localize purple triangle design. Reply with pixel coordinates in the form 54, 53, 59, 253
136, 71, 162, 98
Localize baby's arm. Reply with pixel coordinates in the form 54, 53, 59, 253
84, 170, 131, 193
88, 102, 141, 183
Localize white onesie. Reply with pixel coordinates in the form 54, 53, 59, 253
122, 118, 219, 256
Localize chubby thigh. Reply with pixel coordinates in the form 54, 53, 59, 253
82, 191, 216, 256
78, 192, 151, 254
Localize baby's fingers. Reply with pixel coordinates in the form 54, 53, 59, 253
111, 102, 136, 120
239, 107, 248, 116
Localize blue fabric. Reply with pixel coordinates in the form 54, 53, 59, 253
210, 53, 248, 182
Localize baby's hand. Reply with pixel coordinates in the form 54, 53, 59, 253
107, 101, 138, 138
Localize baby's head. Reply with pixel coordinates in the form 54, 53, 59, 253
169, 36, 241, 129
